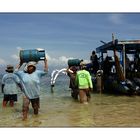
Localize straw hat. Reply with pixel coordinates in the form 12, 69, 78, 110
5, 65, 14, 72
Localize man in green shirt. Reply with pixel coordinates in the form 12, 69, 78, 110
75, 61, 93, 104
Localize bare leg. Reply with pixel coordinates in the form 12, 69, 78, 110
31, 98, 40, 115
79, 89, 87, 103
9, 100, 14, 107
22, 96, 30, 121
2, 100, 8, 107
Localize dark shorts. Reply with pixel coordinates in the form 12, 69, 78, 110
3, 94, 17, 102
71, 88, 79, 99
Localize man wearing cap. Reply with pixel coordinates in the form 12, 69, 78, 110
1, 65, 22, 107
16, 58, 48, 120
75, 61, 93, 104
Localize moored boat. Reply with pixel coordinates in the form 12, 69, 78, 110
95, 34, 140, 95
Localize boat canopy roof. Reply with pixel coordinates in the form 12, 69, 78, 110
96, 39, 140, 54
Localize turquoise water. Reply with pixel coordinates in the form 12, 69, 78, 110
0, 74, 140, 127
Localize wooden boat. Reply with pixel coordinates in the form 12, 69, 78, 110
95, 35, 140, 95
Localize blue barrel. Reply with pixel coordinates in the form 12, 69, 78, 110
20, 49, 45, 63
68, 59, 81, 67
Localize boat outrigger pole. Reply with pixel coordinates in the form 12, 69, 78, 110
123, 43, 126, 79
112, 33, 125, 81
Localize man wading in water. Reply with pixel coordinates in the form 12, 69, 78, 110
16, 58, 48, 120
75, 61, 93, 104
1, 65, 22, 107
67, 66, 79, 100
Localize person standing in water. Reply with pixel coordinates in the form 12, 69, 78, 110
1, 65, 22, 107
90, 50, 99, 74
75, 61, 93, 104
16, 58, 48, 120
67, 66, 79, 100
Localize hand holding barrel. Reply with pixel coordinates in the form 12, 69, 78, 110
44, 57, 48, 72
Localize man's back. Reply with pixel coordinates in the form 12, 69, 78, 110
2, 73, 20, 95
76, 70, 93, 89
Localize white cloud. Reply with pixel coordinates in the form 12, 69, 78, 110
108, 14, 124, 25
45, 53, 74, 66
11, 54, 19, 60
17, 46, 22, 51
0, 58, 6, 64
45, 53, 90, 67
59, 56, 71, 63
10, 46, 22, 62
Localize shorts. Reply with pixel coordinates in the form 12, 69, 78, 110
30, 98, 40, 109
3, 94, 17, 102
79, 89, 91, 98
71, 88, 79, 99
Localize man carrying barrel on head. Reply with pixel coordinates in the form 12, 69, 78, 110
67, 66, 79, 100
67, 59, 83, 100
15, 49, 48, 120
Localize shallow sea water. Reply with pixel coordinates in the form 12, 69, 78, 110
0, 75, 140, 127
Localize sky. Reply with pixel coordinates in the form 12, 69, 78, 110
0, 13, 140, 67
